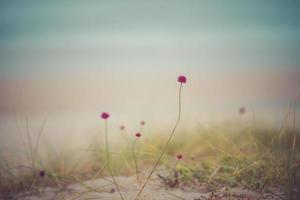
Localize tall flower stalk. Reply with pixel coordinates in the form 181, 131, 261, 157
134, 75, 187, 200
132, 133, 141, 182
168, 154, 183, 178
101, 112, 125, 200
140, 121, 145, 133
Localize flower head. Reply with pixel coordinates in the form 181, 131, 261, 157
135, 132, 141, 138
177, 75, 187, 83
110, 188, 116, 193
176, 154, 183, 160
39, 170, 45, 177
140, 121, 145, 126
239, 107, 246, 115
101, 112, 110, 119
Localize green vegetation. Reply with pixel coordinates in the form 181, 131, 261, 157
1, 120, 299, 199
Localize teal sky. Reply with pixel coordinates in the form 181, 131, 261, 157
0, 0, 300, 79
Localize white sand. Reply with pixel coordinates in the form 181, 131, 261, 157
15, 171, 283, 200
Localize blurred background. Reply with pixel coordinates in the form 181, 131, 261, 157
0, 0, 300, 152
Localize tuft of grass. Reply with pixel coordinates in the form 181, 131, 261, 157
1, 122, 299, 199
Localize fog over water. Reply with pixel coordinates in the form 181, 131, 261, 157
0, 1, 300, 158
1, 69, 299, 154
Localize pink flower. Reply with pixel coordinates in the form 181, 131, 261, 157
135, 132, 141, 138
101, 112, 110, 119
39, 170, 45, 177
176, 154, 183, 160
177, 75, 187, 83
239, 107, 246, 115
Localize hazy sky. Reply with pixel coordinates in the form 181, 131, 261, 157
0, 0, 300, 142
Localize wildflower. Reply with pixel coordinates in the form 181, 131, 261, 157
110, 188, 116, 193
101, 111, 125, 200
133, 132, 142, 182
176, 154, 183, 160
101, 112, 110, 119
239, 107, 246, 115
135, 132, 141, 138
177, 75, 187, 83
135, 75, 187, 200
39, 170, 45, 177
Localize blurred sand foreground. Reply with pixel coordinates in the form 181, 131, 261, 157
14, 169, 283, 200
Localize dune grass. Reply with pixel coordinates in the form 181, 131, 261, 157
0, 119, 299, 199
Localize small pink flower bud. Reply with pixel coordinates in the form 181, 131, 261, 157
176, 154, 183, 160
101, 112, 110, 119
239, 107, 246, 115
135, 132, 141, 138
177, 75, 187, 83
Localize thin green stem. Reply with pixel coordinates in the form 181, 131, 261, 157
292, 101, 296, 152
25, 117, 35, 173
33, 113, 48, 165
132, 138, 139, 182
134, 83, 183, 200
12, 105, 28, 160
104, 120, 125, 200
168, 160, 179, 178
